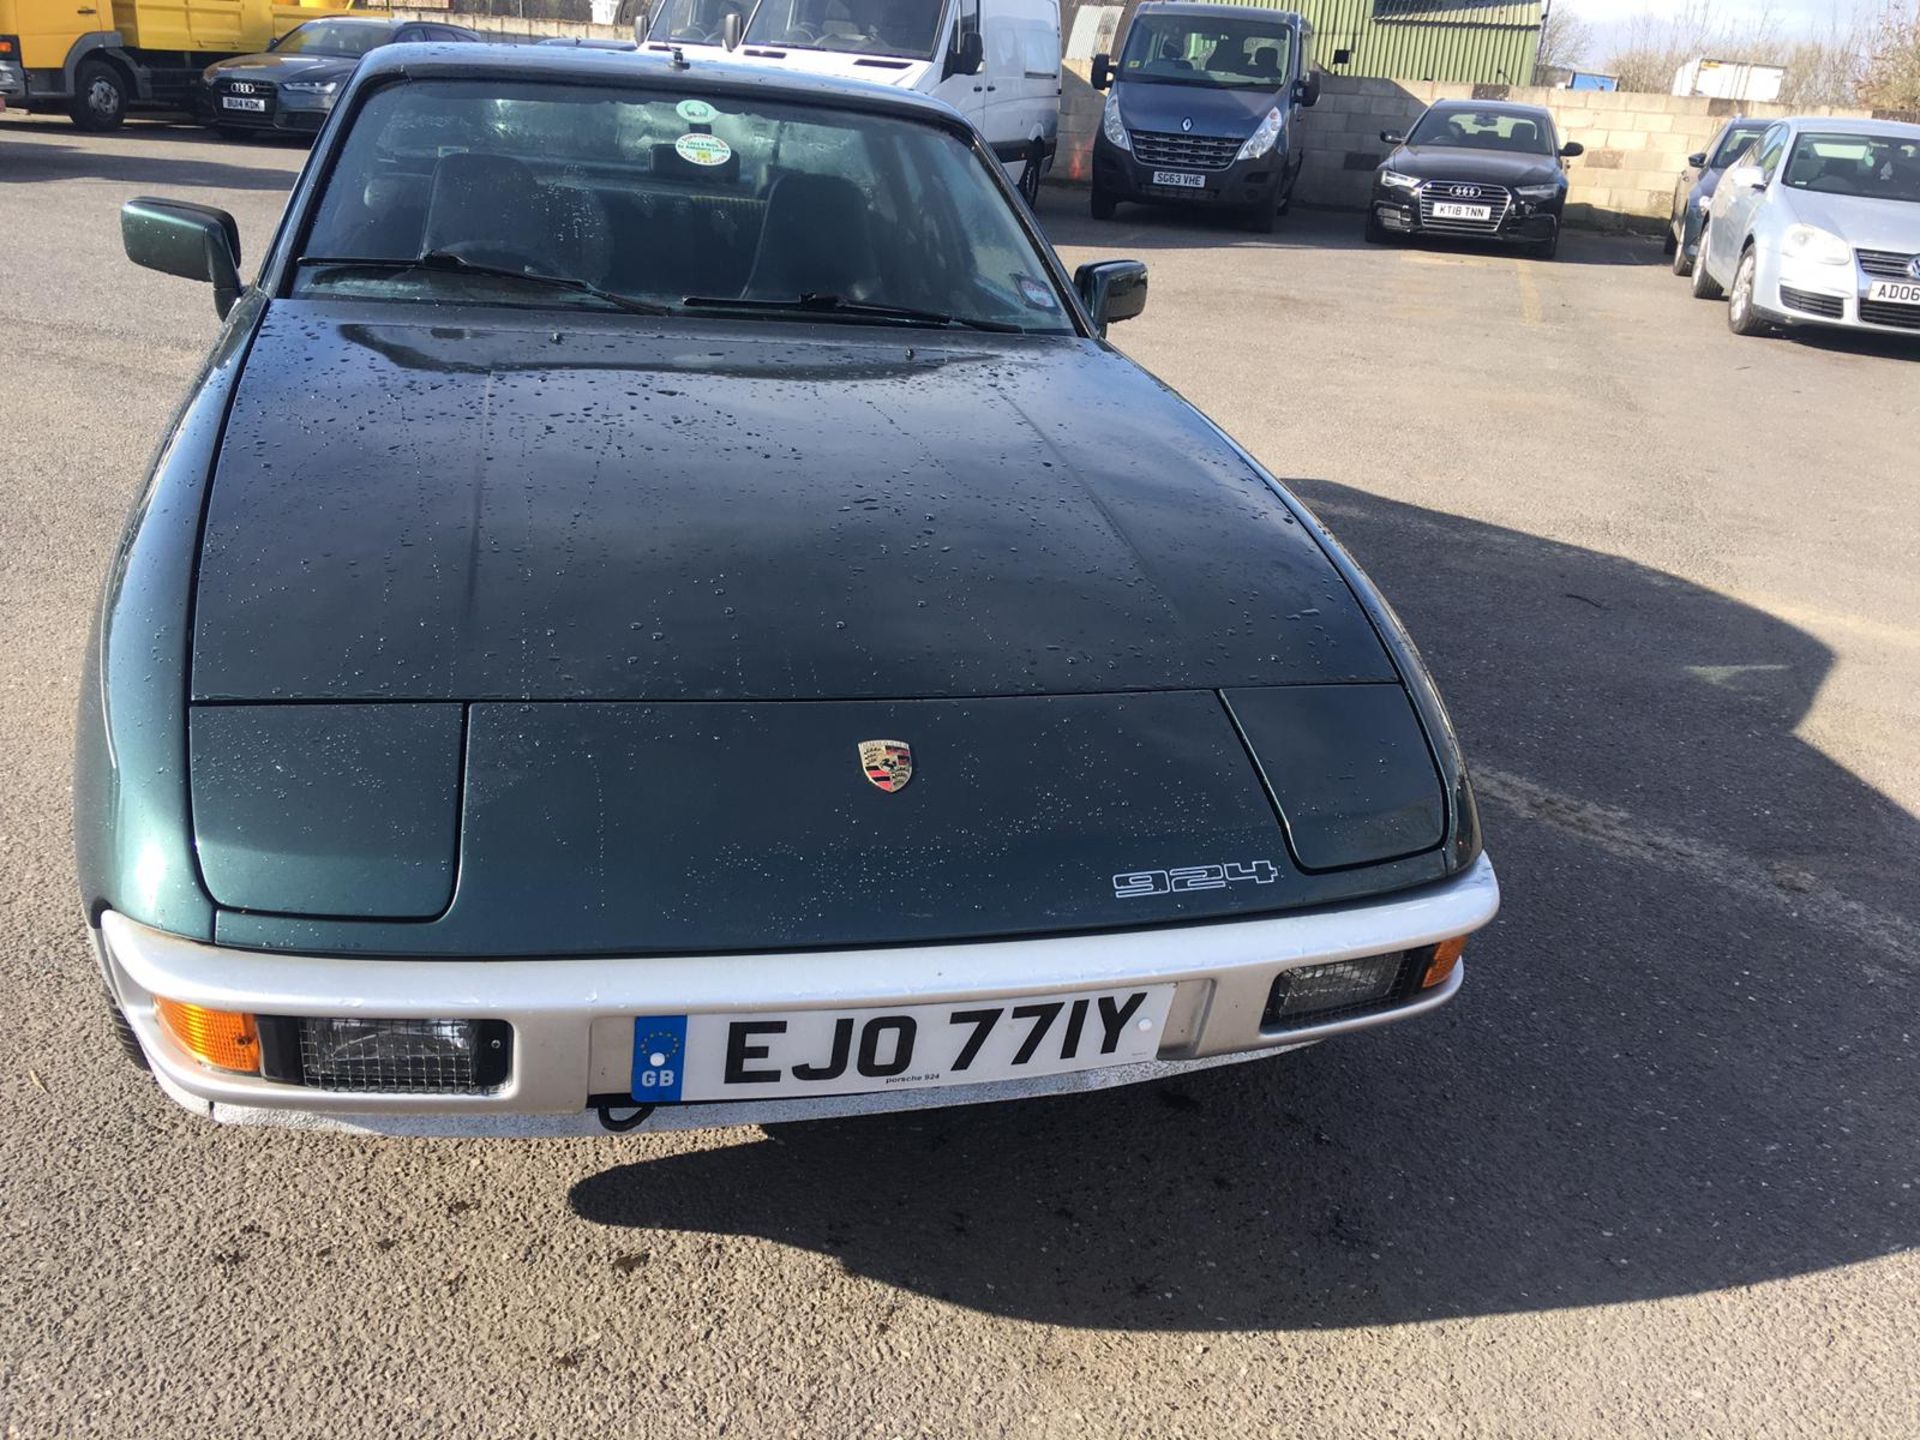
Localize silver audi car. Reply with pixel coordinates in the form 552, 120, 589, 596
1692, 116, 1920, 339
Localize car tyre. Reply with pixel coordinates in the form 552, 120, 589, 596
1727, 248, 1771, 337
1690, 225, 1724, 299
1532, 228, 1560, 261
68, 58, 128, 132
1090, 185, 1118, 222
104, 989, 150, 1072
1662, 224, 1678, 256
1017, 144, 1043, 208
1671, 234, 1695, 277
1364, 210, 1390, 245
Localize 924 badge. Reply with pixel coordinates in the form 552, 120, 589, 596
1113, 860, 1280, 899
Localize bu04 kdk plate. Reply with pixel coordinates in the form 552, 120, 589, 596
632, 984, 1175, 1102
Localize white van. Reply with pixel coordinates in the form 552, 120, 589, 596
637, 0, 1061, 201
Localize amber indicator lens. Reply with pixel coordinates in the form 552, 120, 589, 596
154, 998, 261, 1074
1422, 936, 1468, 989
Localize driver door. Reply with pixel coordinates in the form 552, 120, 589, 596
931, 0, 988, 135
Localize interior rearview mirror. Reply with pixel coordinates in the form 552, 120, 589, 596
1075, 259, 1147, 336
121, 196, 243, 319
1559, 140, 1584, 158
1380, 130, 1406, 146
721, 9, 742, 49
947, 28, 984, 79
1091, 51, 1112, 90
1687, 151, 1708, 168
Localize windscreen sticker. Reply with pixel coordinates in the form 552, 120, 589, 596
1017, 275, 1059, 310
674, 133, 733, 167
675, 97, 718, 123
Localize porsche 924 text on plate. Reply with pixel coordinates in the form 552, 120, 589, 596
77, 44, 1498, 1135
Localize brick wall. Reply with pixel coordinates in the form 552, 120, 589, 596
1061, 69, 1888, 231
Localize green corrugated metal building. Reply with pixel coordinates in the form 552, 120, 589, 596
1145, 0, 1544, 86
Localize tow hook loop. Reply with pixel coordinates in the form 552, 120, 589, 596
596, 1101, 656, 1133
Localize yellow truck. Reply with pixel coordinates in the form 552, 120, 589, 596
0, 0, 361, 128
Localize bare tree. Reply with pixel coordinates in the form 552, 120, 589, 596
1602, 0, 1787, 93
1858, 0, 1920, 110
1534, 3, 1596, 79
1778, 5, 1873, 108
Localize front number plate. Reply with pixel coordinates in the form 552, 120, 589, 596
633, 984, 1175, 1102
1867, 279, 1920, 306
221, 96, 267, 112
1151, 170, 1206, 189
1432, 201, 1492, 221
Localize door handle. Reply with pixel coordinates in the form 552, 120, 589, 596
77, 6, 97, 11
985, 84, 996, 91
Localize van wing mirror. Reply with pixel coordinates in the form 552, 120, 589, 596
1091, 51, 1112, 90
121, 196, 243, 319
1293, 74, 1320, 107
721, 9, 742, 49
1074, 259, 1147, 336
946, 29, 983, 79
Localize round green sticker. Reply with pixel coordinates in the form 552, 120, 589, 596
674, 133, 732, 167
675, 98, 717, 123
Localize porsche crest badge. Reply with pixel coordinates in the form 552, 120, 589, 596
859, 739, 914, 793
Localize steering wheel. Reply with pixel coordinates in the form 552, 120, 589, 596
782, 23, 821, 41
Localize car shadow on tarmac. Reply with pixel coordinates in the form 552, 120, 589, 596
572, 485, 1919, 1331
0, 119, 298, 190
1033, 187, 1665, 268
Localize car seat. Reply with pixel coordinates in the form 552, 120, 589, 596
740, 172, 876, 301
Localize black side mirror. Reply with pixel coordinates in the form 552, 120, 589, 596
945, 28, 983, 79
1380, 130, 1406, 146
1687, 151, 1708, 168
122, 196, 243, 319
721, 9, 742, 49
1293, 74, 1320, 107
1075, 259, 1147, 336
1091, 51, 1112, 90
1559, 140, 1584, 158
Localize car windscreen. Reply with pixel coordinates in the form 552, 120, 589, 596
742, 0, 946, 59
293, 79, 1074, 334
274, 21, 393, 57
646, 0, 751, 45
1408, 109, 1553, 156
1117, 15, 1293, 88
1781, 132, 1920, 204
1710, 123, 1766, 168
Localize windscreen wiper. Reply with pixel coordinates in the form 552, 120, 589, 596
298, 251, 675, 316
682, 291, 1026, 333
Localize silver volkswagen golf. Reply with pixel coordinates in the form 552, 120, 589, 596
1692, 116, 1920, 339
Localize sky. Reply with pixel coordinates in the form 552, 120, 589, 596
1563, 0, 1867, 55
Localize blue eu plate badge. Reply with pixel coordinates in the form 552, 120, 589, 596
631, 1016, 688, 1102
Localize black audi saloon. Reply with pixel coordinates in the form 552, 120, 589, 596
1367, 99, 1584, 259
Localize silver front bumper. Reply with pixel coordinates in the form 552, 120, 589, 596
101, 854, 1498, 1135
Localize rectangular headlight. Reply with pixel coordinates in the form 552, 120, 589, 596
1262, 953, 1408, 1029
264, 1017, 512, 1094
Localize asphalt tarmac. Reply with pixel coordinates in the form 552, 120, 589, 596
2, 115, 1915, 1438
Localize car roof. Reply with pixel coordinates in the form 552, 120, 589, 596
1423, 98, 1553, 122
295, 14, 401, 26
350, 40, 973, 127
1777, 115, 1920, 140
1132, 2, 1305, 20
